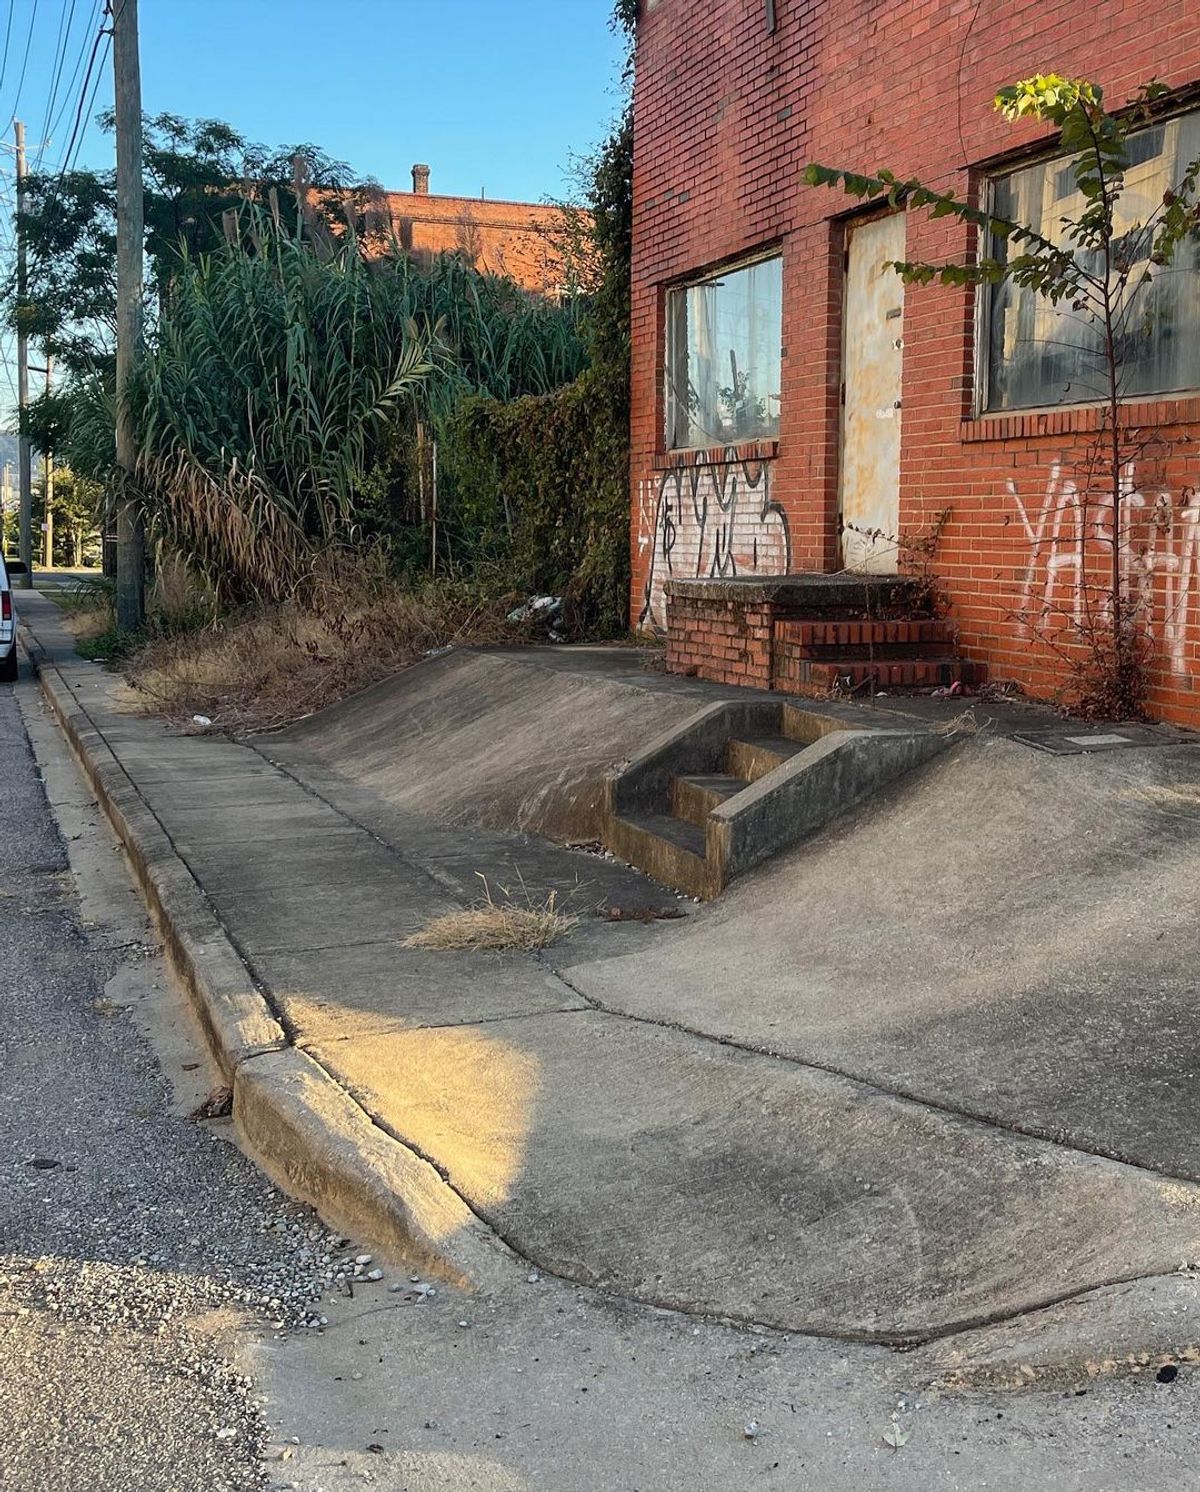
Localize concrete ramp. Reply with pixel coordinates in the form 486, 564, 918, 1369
268, 648, 711, 842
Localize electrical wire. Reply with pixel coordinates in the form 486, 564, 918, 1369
955, 0, 984, 178
35, 0, 79, 169
4, 0, 40, 131
44, 0, 100, 155
0, 0, 110, 423
0, 2, 15, 104
52, 8, 105, 181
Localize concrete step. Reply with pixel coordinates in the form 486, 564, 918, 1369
725, 733, 807, 783
605, 812, 711, 900
671, 773, 751, 828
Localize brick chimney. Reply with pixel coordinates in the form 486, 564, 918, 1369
412, 163, 430, 195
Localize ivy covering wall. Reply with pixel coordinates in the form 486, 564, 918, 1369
440, 364, 629, 632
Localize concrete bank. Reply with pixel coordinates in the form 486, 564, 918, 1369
19, 592, 1200, 1366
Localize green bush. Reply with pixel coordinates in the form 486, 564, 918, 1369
439, 365, 629, 634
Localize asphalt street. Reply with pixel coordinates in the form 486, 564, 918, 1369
0, 660, 336, 1492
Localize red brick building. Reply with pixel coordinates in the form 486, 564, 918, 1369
629, 0, 1200, 724
380, 165, 572, 295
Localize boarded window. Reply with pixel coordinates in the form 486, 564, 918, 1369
665, 254, 782, 448
984, 111, 1200, 412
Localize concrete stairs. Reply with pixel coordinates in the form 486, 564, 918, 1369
603, 698, 946, 900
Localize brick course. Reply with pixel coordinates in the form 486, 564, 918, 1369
631, 0, 1200, 723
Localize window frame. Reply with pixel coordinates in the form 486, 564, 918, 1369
663, 246, 784, 453
974, 105, 1200, 419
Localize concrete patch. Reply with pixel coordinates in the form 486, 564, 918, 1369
163, 800, 359, 845
253, 738, 684, 913
177, 835, 455, 957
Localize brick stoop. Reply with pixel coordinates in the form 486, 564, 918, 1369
664, 575, 986, 698
773, 618, 987, 696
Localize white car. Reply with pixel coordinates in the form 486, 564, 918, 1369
0, 554, 27, 682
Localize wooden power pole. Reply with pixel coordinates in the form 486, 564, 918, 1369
42, 357, 54, 568
14, 121, 32, 588
112, 0, 144, 630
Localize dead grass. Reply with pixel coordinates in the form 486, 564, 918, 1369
402, 884, 580, 951
64, 600, 115, 645
125, 578, 516, 733
56, 575, 115, 643
934, 707, 985, 738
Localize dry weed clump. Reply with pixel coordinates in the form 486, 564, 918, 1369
63, 595, 116, 646
126, 580, 515, 733
402, 883, 579, 952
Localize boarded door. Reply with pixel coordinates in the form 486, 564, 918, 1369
839, 213, 904, 572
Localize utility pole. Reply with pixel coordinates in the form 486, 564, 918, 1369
42, 357, 54, 569
1, 463, 10, 552
15, 121, 32, 588
113, 0, 144, 630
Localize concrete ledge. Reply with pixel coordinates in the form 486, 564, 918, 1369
605, 812, 713, 900
603, 692, 947, 897
606, 700, 778, 818
30, 654, 286, 1078
234, 1048, 506, 1284
713, 727, 950, 882
913, 1274, 1200, 1392
665, 572, 924, 609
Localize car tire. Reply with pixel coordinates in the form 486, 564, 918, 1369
0, 648, 18, 683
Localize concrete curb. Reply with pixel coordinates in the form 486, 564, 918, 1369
22, 625, 505, 1280
26, 642, 286, 1078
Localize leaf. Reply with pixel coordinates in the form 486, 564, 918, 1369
882, 1424, 911, 1449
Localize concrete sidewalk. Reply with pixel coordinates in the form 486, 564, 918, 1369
19, 592, 1200, 1374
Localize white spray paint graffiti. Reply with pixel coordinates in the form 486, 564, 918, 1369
1008, 459, 1200, 673
637, 456, 791, 630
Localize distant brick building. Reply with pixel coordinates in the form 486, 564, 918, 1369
380, 164, 573, 295
630, 0, 1200, 725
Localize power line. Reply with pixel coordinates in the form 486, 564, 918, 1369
5, 0, 40, 131
45, 0, 100, 158
0, 3, 15, 104
35, 0, 79, 170
53, 7, 105, 182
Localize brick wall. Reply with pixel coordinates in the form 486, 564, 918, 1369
631, 0, 1200, 724
379, 191, 572, 294
666, 591, 774, 686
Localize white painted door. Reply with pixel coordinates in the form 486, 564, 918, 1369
839, 213, 905, 572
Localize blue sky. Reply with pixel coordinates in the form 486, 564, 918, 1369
1, 0, 628, 198
0, 1, 627, 417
